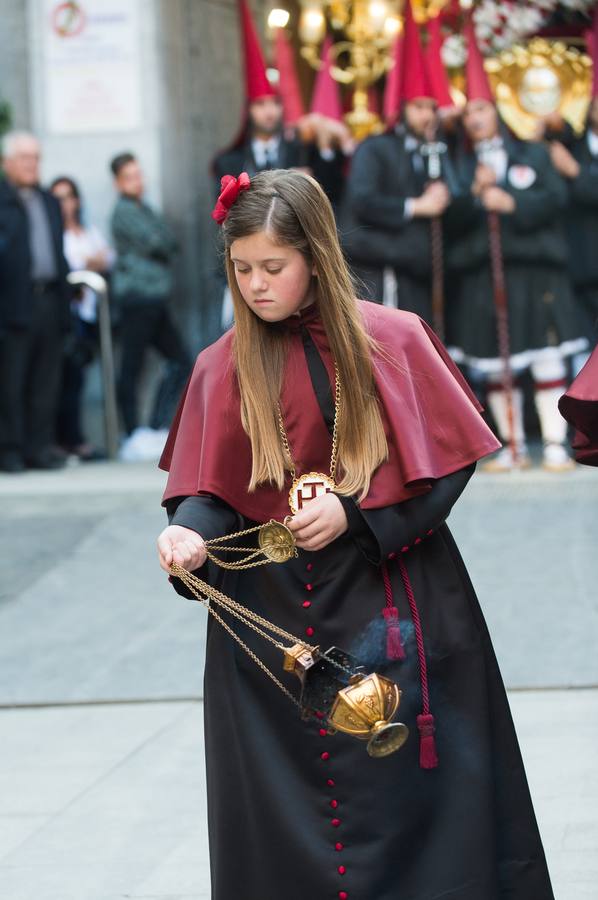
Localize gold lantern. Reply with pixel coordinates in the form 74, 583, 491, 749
289, 1, 452, 138
328, 671, 410, 757
485, 38, 593, 140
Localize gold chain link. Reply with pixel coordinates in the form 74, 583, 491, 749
172, 565, 301, 708
204, 549, 266, 570
277, 362, 341, 482
171, 563, 316, 653
203, 521, 297, 570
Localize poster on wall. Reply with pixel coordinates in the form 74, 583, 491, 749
44, 0, 142, 133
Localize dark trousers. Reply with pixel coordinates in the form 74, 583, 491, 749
118, 300, 190, 435
0, 286, 64, 460
56, 320, 97, 448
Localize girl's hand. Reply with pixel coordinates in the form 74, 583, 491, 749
286, 493, 348, 552
157, 525, 207, 573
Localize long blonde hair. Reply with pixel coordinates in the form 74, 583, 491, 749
222, 169, 388, 500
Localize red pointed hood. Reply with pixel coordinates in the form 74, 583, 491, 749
310, 35, 343, 121
425, 16, 453, 108
464, 14, 493, 103
274, 29, 305, 124
384, 31, 404, 123
239, 0, 275, 102
402, 0, 433, 102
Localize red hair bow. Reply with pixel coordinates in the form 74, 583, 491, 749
211, 172, 251, 224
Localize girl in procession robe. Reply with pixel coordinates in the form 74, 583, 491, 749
157, 169, 555, 900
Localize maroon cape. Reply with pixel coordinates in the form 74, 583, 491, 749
159, 302, 500, 521
559, 347, 598, 467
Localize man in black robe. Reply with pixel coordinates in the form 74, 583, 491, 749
547, 97, 598, 358
445, 100, 587, 471
0, 131, 71, 472
340, 2, 452, 324
213, 94, 347, 210
342, 100, 451, 318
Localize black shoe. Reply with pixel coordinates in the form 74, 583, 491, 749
70, 443, 106, 462
25, 451, 66, 470
0, 451, 26, 473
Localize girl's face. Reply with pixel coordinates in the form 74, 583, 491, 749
230, 230, 316, 323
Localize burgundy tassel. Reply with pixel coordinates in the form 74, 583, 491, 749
382, 606, 405, 660
417, 713, 439, 769
381, 563, 405, 660
398, 555, 439, 770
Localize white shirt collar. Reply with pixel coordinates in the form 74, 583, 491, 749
252, 136, 280, 166
587, 129, 598, 157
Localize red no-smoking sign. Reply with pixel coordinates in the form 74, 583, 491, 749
51, 1, 87, 38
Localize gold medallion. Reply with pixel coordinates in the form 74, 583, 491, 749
289, 472, 337, 515
258, 519, 297, 563
278, 362, 342, 516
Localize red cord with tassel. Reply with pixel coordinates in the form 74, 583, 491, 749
381, 563, 405, 660
397, 556, 439, 769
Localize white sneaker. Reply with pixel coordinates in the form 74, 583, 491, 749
482, 446, 531, 473
542, 443, 575, 472
148, 428, 169, 451
119, 427, 166, 462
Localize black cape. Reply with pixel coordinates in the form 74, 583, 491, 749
165, 329, 554, 900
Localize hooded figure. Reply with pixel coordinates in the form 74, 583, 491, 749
212, 1, 346, 204
444, 14, 588, 473
545, 7, 598, 360
340, 2, 454, 326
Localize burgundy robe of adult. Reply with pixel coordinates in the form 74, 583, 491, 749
159, 302, 554, 900
559, 347, 598, 466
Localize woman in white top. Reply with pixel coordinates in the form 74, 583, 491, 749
50, 176, 114, 460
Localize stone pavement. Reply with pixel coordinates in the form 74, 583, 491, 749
1, 460, 597, 899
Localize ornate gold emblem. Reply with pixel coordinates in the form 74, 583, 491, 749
485, 38, 592, 140
288, 472, 337, 515
258, 520, 297, 563
278, 362, 341, 515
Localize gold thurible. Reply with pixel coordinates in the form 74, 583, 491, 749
328, 672, 409, 758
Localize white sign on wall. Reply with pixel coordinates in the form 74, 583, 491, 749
44, 0, 142, 133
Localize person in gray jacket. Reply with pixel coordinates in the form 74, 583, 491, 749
110, 152, 190, 441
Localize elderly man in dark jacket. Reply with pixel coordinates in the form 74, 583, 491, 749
0, 131, 71, 472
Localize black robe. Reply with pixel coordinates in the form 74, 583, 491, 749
445, 138, 587, 371
163, 332, 554, 900
340, 127, 453, 325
